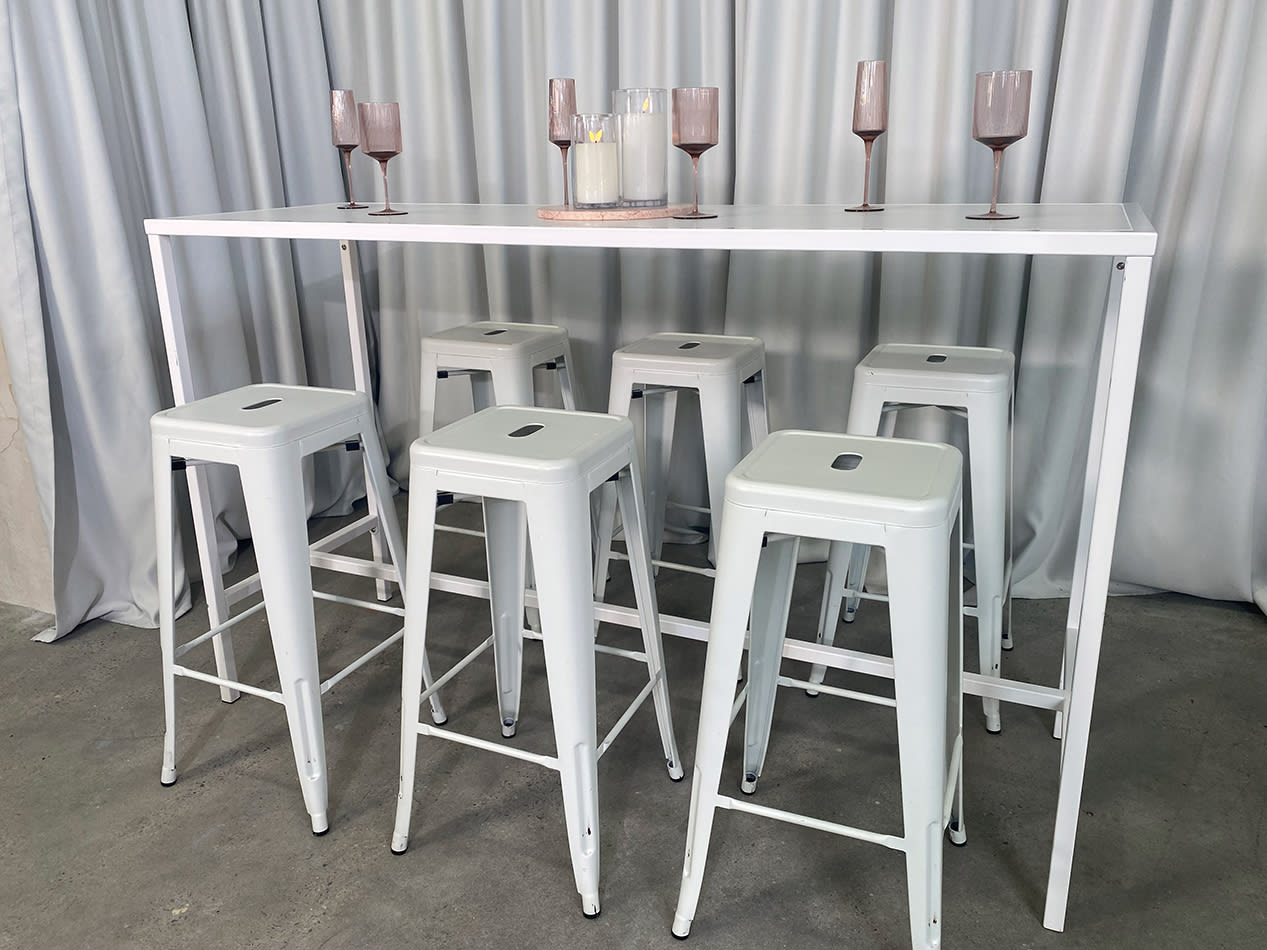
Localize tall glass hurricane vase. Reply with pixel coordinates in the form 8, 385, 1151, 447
966, 70, 1032, 221
359, 101, 406, 216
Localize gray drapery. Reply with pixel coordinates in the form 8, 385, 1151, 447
1, 0, 1263, 640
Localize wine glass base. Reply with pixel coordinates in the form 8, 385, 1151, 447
672, 212, 717, 220
338, 202, 368, 210
845, 204, 884, 213
369, 209, 408, 216
966, 211, 1018, 220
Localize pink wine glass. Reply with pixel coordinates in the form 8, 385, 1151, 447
966, 70, 1032, 221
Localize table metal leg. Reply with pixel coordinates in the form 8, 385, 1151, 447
1044, 255, 1152, 931
339, 240, 392, 602
147, 233, 240, 703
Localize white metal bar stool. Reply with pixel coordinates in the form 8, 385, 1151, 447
419, 320, 582, 434
596, 332, 768, 590
811, 343, 1014, 734
391, 405, 683, 918
673, 431, 965, 950
151, 383, 446, 835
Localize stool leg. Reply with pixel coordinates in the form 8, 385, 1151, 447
484, 497, 528, 737
616, 462, 683, 779
841, 397, 896, 622
241, 448, 329, 835
153, 439, 179, 787
742, 370, 770, 449
947, 513, 968, 846
360, 426, 446, 725
527, 487, 601, 917
594, 369, 638, 602
556, 340, 585, 411
697, 376, 744, 565
419, 351, 441, 436
808, 538, 853, 691
886, 528, 953, 950
643, 388, 679, 567
742, 534, 800, 793
673, 504, 767, 939
391, 475, 442, 854
967, 391, 1008, 735
489, 364, 543, 634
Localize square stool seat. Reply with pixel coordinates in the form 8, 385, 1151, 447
726, 430, 963, 528
855, 343, 1013, 395
413, 405, 632, 489
612, 331, 765, 380
151, 383, 371, 451
421, 321, 571, 365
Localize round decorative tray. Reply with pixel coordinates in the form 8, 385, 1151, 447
536, 204, 692, 221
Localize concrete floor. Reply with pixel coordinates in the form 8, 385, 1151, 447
2, 502, 1265, 949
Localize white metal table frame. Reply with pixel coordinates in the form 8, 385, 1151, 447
144, 202, 1157, 933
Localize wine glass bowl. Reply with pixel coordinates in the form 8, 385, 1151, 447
966, 69, 1032, 221
330, 90, 366, 209
845, 61, 887, 213
548, 78, 577, 207
671, 87, 719, 220
358, 101, 406, 216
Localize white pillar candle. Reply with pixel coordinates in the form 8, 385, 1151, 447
573, 141, 619, 207
619, 112, 667, 203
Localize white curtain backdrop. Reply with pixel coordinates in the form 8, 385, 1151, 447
1, 0, 1263, 639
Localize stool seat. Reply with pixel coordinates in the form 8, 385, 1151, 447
152, 383, 369, 450
421, 320, 570, 365
856, 343, 1013, 395
613, 331, 765, 379
727, 430, 962, 527
414, 405, 631, 488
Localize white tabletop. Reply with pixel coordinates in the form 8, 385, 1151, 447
145, 203, 1157, 257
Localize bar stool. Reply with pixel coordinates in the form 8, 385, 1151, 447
419, 320, 582, 434
151, 383, 446, 835
391, 405, 683, 918
596, 332, 768, 588
672, 431, 965, 950
811, 343, 1013, 734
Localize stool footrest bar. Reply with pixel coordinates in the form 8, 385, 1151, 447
311, 590, 405, 616
715, 795, 905, 851
174, 599, 267, 659
596, 676, 658, 761
173, 665, 281, 703
418, 635, 496, 705
309, 512, 379, 554
309, 551, 401, 583
775, 674, 897, 707
417, 722, 559, 771
320, 627, 404, 694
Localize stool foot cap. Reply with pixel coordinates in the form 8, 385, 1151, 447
160, 778, 177, 788
160, 766, 177, 787
501, 719, 517, 739
390, 833, 409, 854
740, 774, 758, 795
667, 760, 685, 782
805, 688, 820, 698
582, 896, 601, 919
310, 813, 329, 836
1002, 632, 1014, 651
431, 715, 448, 727
390, 846, 408, 856
948, 820, 968, 846
672, 914, 692, 938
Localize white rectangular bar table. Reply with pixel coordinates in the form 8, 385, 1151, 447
145, 202, 1157, 932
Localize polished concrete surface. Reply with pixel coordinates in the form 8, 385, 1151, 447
2, 501, 1264, 949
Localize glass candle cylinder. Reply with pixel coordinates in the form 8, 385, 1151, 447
571, 113, 620, 209
612, 88, 668, 207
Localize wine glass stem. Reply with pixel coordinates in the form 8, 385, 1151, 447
989, 147, 1003, 215
344, 150, 356, 205
380, 160, 391, 212
862, 138, 874, 207
691, 155, 701, 215
559, 146, 570, 207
